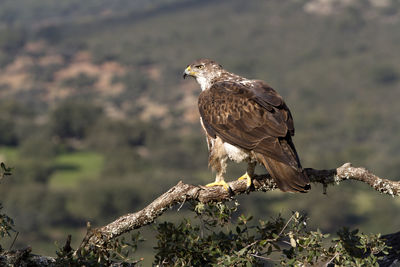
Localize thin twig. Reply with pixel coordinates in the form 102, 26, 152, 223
9, 231, 19, 250
277, 214, 295, 239
243, 240, 258, 251
250, 253, 275, 262
177, 197, 186, 212
325, 252, 340, 266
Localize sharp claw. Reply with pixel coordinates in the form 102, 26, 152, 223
205, 181, 231, 192
238, 172, 252, 190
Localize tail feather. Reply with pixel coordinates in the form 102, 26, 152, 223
259, 155, 310, 193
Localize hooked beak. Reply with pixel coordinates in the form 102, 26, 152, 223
183, 65, 195, 79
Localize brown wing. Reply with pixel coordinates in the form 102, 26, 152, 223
198, 81, 300, 169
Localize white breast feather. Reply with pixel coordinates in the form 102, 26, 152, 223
196, 76, 211, 91
223, 142, 249, 163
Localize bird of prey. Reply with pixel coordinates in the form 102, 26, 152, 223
183, 59, 310, 192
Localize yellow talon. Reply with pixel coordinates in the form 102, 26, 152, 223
206, 181, 230, 192
238, 172, 252, 189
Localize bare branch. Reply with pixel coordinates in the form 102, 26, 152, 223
306, 162, 400, 196
81, 162, 399, 249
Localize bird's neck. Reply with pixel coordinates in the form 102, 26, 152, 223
197, 71, 246, 91
196, 76, 212, 91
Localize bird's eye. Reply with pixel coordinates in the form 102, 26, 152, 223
195, 65, 204, 69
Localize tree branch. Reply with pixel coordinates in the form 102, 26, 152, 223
306, 162, 400, 196
1, 162, 399, 266
82, 162, 400, 249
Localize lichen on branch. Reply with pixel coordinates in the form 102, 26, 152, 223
82, 162, 400, 249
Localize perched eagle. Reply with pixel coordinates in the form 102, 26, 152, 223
183, 59, 310, 193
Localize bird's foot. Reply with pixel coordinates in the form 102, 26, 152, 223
205, 181, 231, 192
237, 172, 252, 190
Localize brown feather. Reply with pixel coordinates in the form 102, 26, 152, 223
257, 153, 310, 192
198, 80, 310, 192
199, 82, 291, 163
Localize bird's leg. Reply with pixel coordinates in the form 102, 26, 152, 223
237, 161, 256, 189
206, 157, 230, 191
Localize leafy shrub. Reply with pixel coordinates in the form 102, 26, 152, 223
154, 202, 389, 266
55, 232, 143, 266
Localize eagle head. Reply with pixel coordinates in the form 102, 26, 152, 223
183, 59, 223, 91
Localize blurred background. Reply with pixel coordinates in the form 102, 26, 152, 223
0, 0, 399, 262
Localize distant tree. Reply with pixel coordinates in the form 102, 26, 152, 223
372, 65, 399, 85
0, 27, 26, 53
61, 73, 98, 89
0, 119, 18, 146
50, 101, 103, 140
0, 101, 35, 146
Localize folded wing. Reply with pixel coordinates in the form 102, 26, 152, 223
198, 81, 309, 192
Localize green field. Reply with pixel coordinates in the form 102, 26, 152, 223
0, 147, 104, 188
49, 151, 104, 189
0, 147, 18, 163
